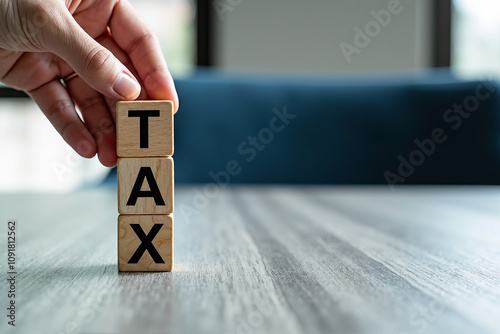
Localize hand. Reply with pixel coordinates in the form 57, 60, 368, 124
0, 0, 179, 167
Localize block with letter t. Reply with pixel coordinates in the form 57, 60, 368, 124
116, 100, 173, 157
116, 100, 174, 272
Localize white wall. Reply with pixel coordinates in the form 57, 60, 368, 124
214, 0, 432, 72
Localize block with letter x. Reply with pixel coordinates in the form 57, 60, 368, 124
116, 100, 174, 272
118, 215, 173, 271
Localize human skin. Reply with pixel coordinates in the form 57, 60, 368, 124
0, 0, 179, 167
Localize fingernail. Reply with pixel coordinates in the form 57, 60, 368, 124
113, 73, 141, 99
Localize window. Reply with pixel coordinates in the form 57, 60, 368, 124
129, 0, 196, 75
452, 0, 500, 78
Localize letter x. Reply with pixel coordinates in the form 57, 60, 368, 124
128, 224, 165, 264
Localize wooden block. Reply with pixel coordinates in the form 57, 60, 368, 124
118, 157, 174, 214
118, 214, 173, 272
116, 100, 174, 157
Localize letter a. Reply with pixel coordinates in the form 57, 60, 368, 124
127, 167, 166, 206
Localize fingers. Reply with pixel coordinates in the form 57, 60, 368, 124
39, 2, 141, 101
109, 0, 179, 111
65, 77, 118, 167
96, 32, 150, 117
28, 80, 97, 159
0, 52, 56, 92
47, 31, 148, 166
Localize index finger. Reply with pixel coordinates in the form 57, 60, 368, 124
109, 0, 179, 111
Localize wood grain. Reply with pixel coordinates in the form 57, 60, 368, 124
116, 100, 174, 157
117, 157, 174, 214
118, 215, 173, 272
0, 186, 499, 334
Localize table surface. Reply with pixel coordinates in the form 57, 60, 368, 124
0, 186, 499, 334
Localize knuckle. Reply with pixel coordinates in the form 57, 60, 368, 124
126, 32, 158, 55
60, 119, 81, 139
98, 118, 115, 134
46, 99, 74, 123
30, 1, 53, 25
44, 98, 81, 140
78, 95, 104, 114
143, 67, 162, 89
145, 64, 167, 77
26, 1, 57, 38
93, 118, 115, 136
84, 47, 114, 76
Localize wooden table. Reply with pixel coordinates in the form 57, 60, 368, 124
1, 186, 499, 334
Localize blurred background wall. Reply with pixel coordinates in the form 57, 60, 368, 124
214, 0, 432, 71
1, 0, 500, 191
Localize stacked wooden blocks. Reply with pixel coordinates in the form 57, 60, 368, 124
116, 101, 174, 272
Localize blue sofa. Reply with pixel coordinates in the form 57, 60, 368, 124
107, 70, 500, 185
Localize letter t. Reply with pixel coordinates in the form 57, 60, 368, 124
128, 110, 161, 148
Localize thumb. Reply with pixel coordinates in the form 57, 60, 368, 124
43, 6, 141, 100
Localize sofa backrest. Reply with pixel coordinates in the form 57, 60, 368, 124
170, 71, 500, 185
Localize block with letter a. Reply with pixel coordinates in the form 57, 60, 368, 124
116, 100, 174, 272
